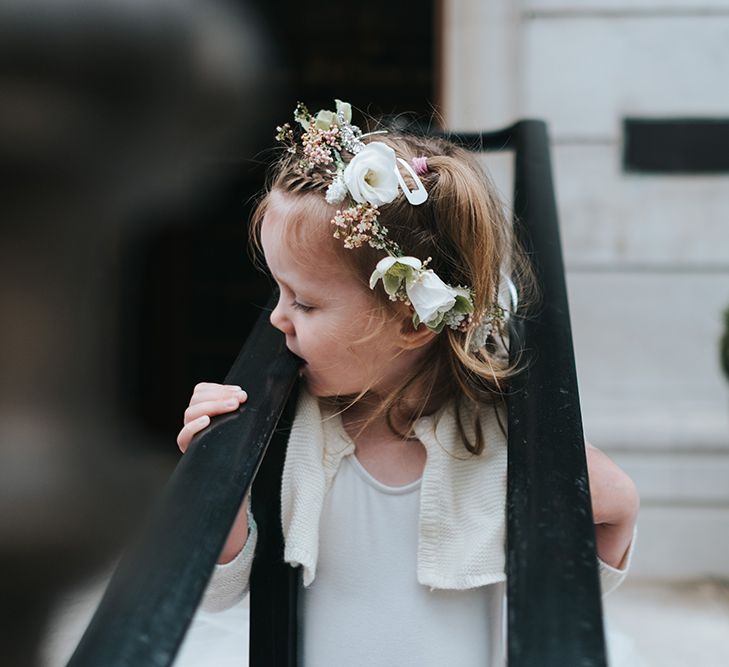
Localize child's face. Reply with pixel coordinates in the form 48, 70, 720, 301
260, 196, 414, 399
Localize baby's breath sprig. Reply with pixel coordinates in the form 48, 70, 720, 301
275, 122, 296, 153
331, 204, 400, 255
293, 102, 311, 129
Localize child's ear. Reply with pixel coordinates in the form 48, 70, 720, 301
397, 317, 437, 350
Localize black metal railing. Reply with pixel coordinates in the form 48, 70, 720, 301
67, 119, 606, 667
505, 121, 607, 666
66, 303, 301, 667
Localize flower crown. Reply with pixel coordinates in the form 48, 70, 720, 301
275, 99, 513, 349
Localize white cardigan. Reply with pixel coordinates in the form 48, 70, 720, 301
203, 388, 635, 611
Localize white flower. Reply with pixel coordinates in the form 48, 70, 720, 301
369, 256, 422, 296
369, 255, 461, 330
314, 109, 336, 130
468, 319, 494, 352
343, 142, 399, 207
335, 99, 352, 123
405, 270, 458, 327
325, 176, 348, 204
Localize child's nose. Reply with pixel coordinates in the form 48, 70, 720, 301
270, 298, 295, 336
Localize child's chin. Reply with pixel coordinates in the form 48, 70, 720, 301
303, 382, 328, 398
299, 368, 364, 399
298, 369, 322, 394
303, 379, 343, 400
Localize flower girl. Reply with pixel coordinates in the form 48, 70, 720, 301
177, 99, 639, 666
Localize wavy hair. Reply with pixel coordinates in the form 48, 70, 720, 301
248, 129, 536, 455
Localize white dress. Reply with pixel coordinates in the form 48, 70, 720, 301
300, 454, 505, 666
200, 387, 636, 665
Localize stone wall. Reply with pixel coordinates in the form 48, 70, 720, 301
442, 0, 729, 578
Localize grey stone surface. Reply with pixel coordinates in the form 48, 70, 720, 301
443, 0, 729, 581
567, 270, 729, 448
604, 579, 729, 667
44, 579, 729, 666
626, 506, 729, 577
522, 16, 729, 139
524, 0, 729, 11
611, 452, 729, 503
554, 144, 729, 267
441, 0, 520, 131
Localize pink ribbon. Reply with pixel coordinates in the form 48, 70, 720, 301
411, 156, 429, 176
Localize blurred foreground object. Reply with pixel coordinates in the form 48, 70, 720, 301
0, 1, 269, 665
721, 306, 729, 385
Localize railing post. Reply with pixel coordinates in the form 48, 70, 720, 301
67, 297, 301, 667
506, 120, 607, 666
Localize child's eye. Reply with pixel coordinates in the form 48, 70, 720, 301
291, 300, 314, 312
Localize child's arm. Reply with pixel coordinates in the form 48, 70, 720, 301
585, 442, 640, 569
177, 382, 257, 611
177, 382, 252, 564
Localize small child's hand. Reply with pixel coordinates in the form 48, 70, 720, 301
176, 382, 248, 453
176, 382, 251, 564
585, 442, 640, 570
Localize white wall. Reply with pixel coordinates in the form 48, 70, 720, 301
442, 0, 729, 579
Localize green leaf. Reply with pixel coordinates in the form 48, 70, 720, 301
452, 293, 475, 314
391, 261, 418, 281
427, 316, 446, 334
383, 272, 402, 296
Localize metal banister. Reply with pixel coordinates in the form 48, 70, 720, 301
67, 296, 301, 667
505, 120, 606, 666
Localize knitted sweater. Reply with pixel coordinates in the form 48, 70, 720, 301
202, 388, 635, 611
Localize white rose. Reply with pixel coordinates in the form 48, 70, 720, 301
405, 270, 457, 326
369, 256, 422, 295
343, 142, 399, 207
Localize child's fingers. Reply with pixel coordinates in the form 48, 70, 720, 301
190, 383, 246, 405
177, 383, 247, 453
183, 394, 248, 425
177, 415, 210, 453
192, 381, 243, 395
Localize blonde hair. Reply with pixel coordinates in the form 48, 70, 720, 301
248, 130, 535, 455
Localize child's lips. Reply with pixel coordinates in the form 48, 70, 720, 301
286, 345, 305, 363
290, 351, 307, 371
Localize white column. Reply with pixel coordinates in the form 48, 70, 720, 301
440, 0, 521, 131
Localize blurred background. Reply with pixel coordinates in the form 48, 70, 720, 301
2, 0, 728, 666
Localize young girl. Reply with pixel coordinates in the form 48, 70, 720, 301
176, 100, 640, 665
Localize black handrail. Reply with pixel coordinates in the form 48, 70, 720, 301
505, 121, 606, 666
66, 296, 301, 667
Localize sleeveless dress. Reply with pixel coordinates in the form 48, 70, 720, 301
300, 453, 506, 666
